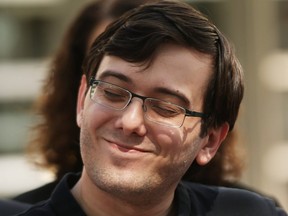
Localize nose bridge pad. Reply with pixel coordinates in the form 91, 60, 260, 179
127, 96, 144, 111
130, 95, 144, 105
142, 102, 147, 112
128, 94, 148, 117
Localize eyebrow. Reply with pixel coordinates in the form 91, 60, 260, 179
97, 70, 132, 83
153, 87, 190, 106
97, 70, 191, 106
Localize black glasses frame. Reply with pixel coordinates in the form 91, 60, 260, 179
89, 78, 206, 119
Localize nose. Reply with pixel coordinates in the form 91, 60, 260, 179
115, 98, 147, 136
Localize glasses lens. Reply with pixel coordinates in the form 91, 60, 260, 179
144, 98, 185, 127
90, 81, 131, 110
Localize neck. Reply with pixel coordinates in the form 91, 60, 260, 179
71, 172, 177, 216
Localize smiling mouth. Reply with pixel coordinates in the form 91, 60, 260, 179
115, 144, 139, 153
106, 139, 148, 153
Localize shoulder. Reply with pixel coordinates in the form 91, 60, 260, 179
178, 181, 287, 215
15, 173, 85, 216
211, 186, 285, 215
14, 201, 54, 216
0, 199, 31, 215
13, 181, 58, 204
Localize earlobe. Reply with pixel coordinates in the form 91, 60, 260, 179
76, 75, 88, 128
196, 123, 229, 165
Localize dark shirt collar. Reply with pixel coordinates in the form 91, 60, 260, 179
45, 173, 286, 216
50, 173, 200, 216
50, 172, 85, 216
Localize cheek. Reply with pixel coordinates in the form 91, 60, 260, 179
84, 104, 114, 129
181, 135, 203, 162
151, 127, 183, 156
179, 124, 204, 161
80, 106, 112, 164
151, 124, 203, 164
151, 127, 203, 178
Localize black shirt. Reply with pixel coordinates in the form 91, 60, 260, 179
13, 181, 59, 204
15, 173, 287, 216
0, 199, 31, 216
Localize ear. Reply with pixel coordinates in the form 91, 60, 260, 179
196, 122, 229, 166
76, 75, 88, 128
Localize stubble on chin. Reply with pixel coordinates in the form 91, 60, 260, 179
78, 114, 200, 206
80, 127, 172, 205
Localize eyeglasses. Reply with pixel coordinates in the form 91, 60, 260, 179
89, 78, 206, 127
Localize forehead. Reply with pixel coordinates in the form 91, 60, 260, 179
96, 44, 213, 107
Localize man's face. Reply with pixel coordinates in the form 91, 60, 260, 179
77, 43, 219, 200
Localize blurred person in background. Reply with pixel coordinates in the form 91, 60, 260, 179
14, 1, 287, 215
12, 0, 265, 207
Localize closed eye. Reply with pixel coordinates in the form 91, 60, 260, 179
150, 103, 181, 118
101, 88, 128, 102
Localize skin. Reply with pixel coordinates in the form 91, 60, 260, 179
73, 43, 229, 216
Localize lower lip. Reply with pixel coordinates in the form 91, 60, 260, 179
104, 139, 148, 156
113, 144, 140, 153
106, 140, 144, 154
